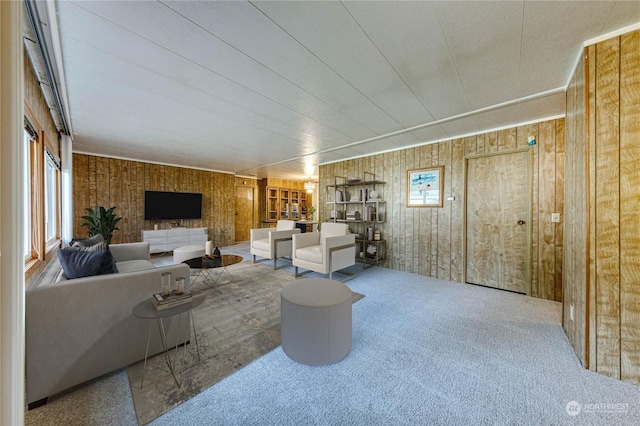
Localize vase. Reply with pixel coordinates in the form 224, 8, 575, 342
214, 247, 221, 257
154, 224, 158, 230
205, 240, 213, 256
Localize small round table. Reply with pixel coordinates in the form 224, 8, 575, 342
182, 254, 243, 289
132, 292, 206, 388
280, 278, 352, 366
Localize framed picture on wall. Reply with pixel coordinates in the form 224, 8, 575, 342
406, 166, 444, 207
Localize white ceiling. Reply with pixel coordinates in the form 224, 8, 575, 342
43, 1, 640, 180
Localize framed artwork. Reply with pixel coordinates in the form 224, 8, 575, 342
406, 166, 444, 207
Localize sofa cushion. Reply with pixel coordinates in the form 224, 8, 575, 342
295, 245, 323, 264
115, 259, 155, 274
252, 238, 270, 251
57, 248, 118, 280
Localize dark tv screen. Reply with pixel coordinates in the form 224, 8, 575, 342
144, 191, 202, 220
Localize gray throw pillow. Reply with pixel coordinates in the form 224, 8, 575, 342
72, 240, 108, 252
70, 233, 105, 248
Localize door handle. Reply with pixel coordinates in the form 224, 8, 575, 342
517, 220, 525, 225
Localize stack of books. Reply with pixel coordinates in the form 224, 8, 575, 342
346, 211, 361, 221
152, 290, 192, 311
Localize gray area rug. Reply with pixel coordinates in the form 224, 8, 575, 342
126, 261, 364, 425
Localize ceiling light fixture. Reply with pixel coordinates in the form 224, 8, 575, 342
305, 179, 315, 194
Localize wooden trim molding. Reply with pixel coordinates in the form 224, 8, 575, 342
0, 1, 26, 423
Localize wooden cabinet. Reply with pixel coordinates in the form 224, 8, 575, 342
326, 172, 386, 267
267, 188, 279, 221
266, 187, 309, 223
142, 227, 207, 254
291, 190, 300, 220
279, 189, 290, 220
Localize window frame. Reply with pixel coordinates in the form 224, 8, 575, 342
23, 127, 34, 262
24, 105, 62, 278
44, 149, 60, 245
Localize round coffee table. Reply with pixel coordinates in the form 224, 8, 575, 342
182, 254, 243, 289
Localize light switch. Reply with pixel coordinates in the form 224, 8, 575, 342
570, 305, 574, 321
551, 213, 560, 223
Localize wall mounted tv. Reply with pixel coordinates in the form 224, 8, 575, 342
144, 191, 203, 220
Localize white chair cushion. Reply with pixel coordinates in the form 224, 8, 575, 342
320, 223, 348, 240
295, 245, 323, 264
252, 238, 270, 251
276, 220, 296, 231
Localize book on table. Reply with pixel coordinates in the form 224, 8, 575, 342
152, 290, 192, 310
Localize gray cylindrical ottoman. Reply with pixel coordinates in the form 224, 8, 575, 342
280, 278, 352, 366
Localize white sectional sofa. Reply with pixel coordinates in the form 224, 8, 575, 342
26, 242, 191, 409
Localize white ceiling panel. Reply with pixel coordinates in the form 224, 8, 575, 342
343, 1, 469, 121
471, 92, 566, 133
432, 1, 524, 109
39, 1, 640, 180
519, 1, 616, 95
58, 2, 379, 146
604, 1, 640, 34
252, 1, 434, 128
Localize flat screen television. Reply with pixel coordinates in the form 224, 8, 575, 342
144, 191, 203, 220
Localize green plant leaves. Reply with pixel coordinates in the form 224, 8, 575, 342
81, 205, 122, 244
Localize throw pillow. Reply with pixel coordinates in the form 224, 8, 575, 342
57, 248, 118, 280
71, 240, 108, 252
70, 233, 105, 248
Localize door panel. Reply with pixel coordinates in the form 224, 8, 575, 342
465, 151, 530, 293
235, 187, 254, 242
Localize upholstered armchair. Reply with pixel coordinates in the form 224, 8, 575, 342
250, 220, 300, 269
292, 222, 356, 280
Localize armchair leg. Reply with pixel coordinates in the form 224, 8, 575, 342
252, 255, 256, 264
273, 258, 277, 270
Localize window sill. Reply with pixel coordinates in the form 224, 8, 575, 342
24, 258, 42, 280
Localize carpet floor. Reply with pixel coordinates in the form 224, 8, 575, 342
149, 265, 640, 426
127, 260, 363, 425
24, 243, 640, 425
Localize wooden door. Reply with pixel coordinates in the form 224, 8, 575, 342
235, 186, 254, 242
465, 150, 531, 293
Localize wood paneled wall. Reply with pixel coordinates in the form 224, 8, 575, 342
564, 50, 588, 366
565, 29, 640, 384
72, 154, 239, 246
320, 118, 565, 301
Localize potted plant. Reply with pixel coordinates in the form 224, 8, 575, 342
307, 206, 316, 221
81, 206, 122, 244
